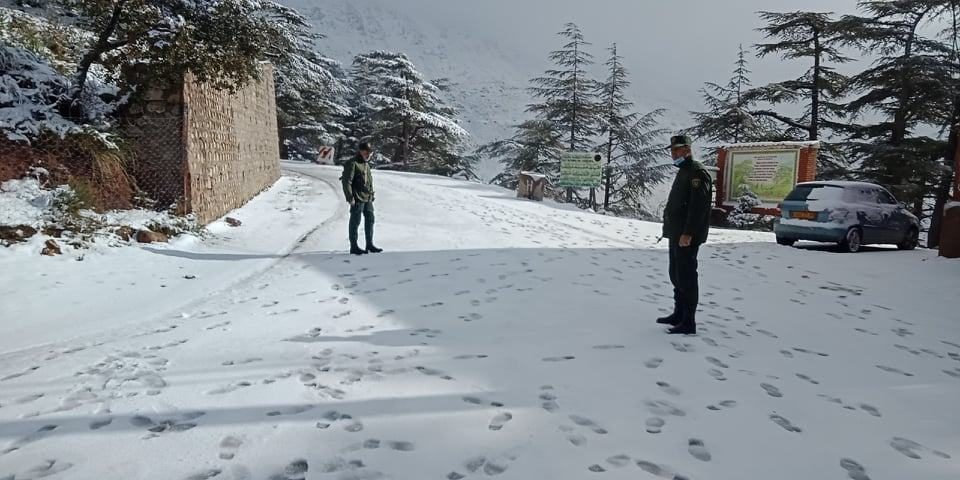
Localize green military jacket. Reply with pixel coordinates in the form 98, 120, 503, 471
662, 158, 713, 245
342, 155, 375, 203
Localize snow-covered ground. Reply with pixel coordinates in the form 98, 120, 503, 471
1, 164, 959, 480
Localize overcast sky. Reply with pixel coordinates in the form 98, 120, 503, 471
377, 0, 864, 113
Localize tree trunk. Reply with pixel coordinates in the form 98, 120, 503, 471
810, 29, 821, 141
71, 0, 128, 112
604, 131, 614, 210
928, 171, 955, 248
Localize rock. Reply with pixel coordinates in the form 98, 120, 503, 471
225, 217, 242, 227
136, 230, 169, 244
0, 225, 38, 245
41, 239, 61, 256
114, 226, 136, 241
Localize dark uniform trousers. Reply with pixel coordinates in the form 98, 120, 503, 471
349, 201, 375, 247
668, 241, 700, 313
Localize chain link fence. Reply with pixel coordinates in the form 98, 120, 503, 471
1, 116, 186, 214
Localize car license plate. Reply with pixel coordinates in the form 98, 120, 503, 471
791, 211, 817, 220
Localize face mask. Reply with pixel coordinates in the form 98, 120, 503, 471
673, 156, 687, 167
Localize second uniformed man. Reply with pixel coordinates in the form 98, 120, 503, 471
342, 143, 382, 256
657, 135, 712, 335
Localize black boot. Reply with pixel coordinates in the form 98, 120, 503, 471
668, 308, 697, 335
350, 244, 367, 255
656, 310, 681, 326
366, 245, 383, 254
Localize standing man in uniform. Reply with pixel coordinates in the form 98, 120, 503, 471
657, 135, 712, 335
342, 143, 383, 256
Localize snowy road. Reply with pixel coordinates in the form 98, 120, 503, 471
1, 164, 959, 480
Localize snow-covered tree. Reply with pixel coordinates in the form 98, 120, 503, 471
751, 11, 852, 142
595, 43, 670, 218
483, 119, 564, 192
268, 16, 352, 161
348, 51, 469, 176
61, 0, 316, 114
728, 185, 764, 229
689, 45, 780, 152
839, 0, 958, 214
527, 23, 602, 202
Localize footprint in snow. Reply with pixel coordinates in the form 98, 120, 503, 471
568, 433, 588, 446
796, 373, 820, 385
890, 437, 951, 460
219, 436, 243, 460
761, 383, 783, 398
645, 400, 686, 417
488, 412, 513, 431
671, 342, 693, 353
840, 458, 871, 480
593, 344, 626, 350
266, 405, 314, 417
605, 454, 632, 468
859, 404, 882, 417
706, 357, 729, 369
876, 365, 914, 377
644, 357, 664, 369
656, 381, 682, 396
688, 438, 712, 461
645, 417, 665, 434
463, 456, 510, 476
770, 414, 802, 433
570, 415, 608, 434
542, 355, 576, 362
708, 369, 727, 381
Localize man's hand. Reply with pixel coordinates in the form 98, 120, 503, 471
679, 234, 693, 247
347, 199, 355, 206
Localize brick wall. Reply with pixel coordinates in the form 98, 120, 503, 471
715, 143, 819, 216
182, 63, 281, 224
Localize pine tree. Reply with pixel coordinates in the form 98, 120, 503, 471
527, 23, 602, 202
839, 1, 957, 215
689, 45, 779, 151
483, 119, 564, 193
63, 0, 314, 113
269, 16, 352, 161
595, 43, 670, 217
751, 11, 852, 141
348, 51, 469, 177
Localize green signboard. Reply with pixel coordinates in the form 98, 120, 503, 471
726, 149, 799, 206
558, 152, 603, 188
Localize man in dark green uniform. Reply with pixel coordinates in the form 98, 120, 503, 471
657, 135, 712, 335
342, 143, 382, 256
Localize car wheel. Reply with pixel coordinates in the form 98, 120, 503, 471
840, 228, 863, 253
897, 227, 919, 251
776, 237, 796, 247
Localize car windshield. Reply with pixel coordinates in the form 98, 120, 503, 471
785, 185, 846, 202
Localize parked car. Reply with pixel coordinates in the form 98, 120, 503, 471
774, 181, 920, 253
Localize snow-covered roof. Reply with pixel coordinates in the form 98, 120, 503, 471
519, 171, 548, 181
722, 141, 821, 150
797, 180, 882, 189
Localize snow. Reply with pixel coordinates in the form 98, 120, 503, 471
799, 180, 882, 189
944, 200, 959, 211
519, 171, 548, 181
1, 164, 959, 480
0, 178, 66, 227
722, 140, 821, 149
